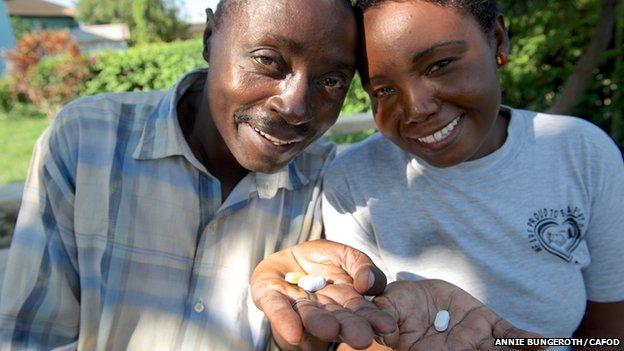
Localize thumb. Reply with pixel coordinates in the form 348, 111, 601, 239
334, 241, 387, 295
292, 239, 387, 295
353, 263, 387, 296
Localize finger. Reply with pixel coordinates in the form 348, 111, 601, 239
368, 295, 401, 348
316, 283, 398, 337
325, 303, 375, 349
257, 290, 307, 345
296, 297, 341, 342
343, 295, 397, 336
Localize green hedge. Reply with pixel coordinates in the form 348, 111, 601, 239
83, 39, 207, 94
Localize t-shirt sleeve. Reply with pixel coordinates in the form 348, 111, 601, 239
581, 137, 624, 302
321, 165, 385, 271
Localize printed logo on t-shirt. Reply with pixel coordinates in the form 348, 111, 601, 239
526, 206, 585, 262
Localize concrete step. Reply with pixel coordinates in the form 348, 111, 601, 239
0, 248, 9, 288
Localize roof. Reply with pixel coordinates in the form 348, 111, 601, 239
6, 0, 75, 18
71, 23, 130, 42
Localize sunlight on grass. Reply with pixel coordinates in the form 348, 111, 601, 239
0, 115, 50, 185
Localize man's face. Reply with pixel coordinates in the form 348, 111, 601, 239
205, 0, 357, 173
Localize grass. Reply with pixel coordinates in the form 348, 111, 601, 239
0, 110, 50, 186
326, 129, 377, 145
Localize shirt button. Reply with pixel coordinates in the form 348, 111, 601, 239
194, 301, 205, 313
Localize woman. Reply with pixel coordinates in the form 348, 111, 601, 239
322, 0, 624, 349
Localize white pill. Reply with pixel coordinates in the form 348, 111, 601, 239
284, 272, 306, 284
434, 310, 450, 332
297, 275, 327, 292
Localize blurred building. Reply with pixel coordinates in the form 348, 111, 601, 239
70, 23, 130, 52
6, 0, 78, 34
4, 0, 129, 54
0, 0, 15, 74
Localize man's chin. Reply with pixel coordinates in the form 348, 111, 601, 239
237, 153, 295, 174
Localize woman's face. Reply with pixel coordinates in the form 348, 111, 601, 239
361, 1, 509, 167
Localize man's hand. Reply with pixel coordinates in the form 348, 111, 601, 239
372, 280, 545, 351
250, 240, 397, 350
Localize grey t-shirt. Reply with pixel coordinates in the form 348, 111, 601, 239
323, 107, 624, 342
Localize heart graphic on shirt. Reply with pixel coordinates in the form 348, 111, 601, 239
534, 217, 582, 262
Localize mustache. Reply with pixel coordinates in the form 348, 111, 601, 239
234, 109, 312, 136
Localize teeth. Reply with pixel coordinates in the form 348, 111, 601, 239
418, 115, 461, 144
254, 127, 298, 146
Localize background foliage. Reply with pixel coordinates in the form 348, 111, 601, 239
83, 40, 206, 94
75, 0, 189, 44
499, 0, 623, 147
1, 0, 623, 185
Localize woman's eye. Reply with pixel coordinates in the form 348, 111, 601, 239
372, 87, 395, 99
427, 59, 453, 75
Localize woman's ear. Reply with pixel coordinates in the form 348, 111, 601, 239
492, 14, 510, 66
203, 8, 216, 63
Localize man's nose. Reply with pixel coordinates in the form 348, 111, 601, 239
267, 75, 311, 125
401, 83, 440, 124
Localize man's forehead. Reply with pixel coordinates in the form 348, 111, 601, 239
227, 0, 354, 45
222, 0, 353, 32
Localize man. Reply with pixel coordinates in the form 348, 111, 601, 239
0, 0, 365, 349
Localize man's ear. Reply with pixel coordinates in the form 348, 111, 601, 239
203, 8, 216, 63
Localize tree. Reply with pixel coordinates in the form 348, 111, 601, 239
75, 0, 188, 44
547, 0, 617, 115
499, 0, 624, 149
132, 0, 189, 45
75, 0, 133, 25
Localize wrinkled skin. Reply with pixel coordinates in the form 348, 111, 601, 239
372, 280, 545, 351
252, 240, 544, 351
251, 240, 397, 350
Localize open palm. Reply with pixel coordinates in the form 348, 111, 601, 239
251, 240, 396, 350
374, 280, 544, 351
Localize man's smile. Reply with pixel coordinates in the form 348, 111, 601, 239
250, 124, 305, 146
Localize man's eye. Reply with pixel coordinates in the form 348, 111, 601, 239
254, 56, 276, 67
372, 86, 395, 99
317, 75, 347, 92
426, 59, 453, 75
319, 77, 343, 88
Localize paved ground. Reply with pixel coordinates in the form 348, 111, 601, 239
0, 248, 8, 288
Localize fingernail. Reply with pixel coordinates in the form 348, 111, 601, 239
367, 269, 375, 290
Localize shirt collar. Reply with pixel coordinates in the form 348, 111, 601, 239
133, 68, 310, 197
133, 68, 206, 170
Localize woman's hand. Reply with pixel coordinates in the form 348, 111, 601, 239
372, 280, 545, 351
250, 239, 397, 350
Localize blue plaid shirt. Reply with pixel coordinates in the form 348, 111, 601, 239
0, 69, 334, 350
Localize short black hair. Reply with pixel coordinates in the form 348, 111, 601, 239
214, 0, 355, 29
213, 0, 243, 29
355, 0, 499, 33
